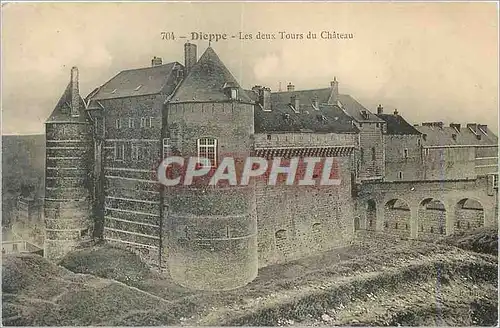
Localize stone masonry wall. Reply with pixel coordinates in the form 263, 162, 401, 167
255, 155, 355, 267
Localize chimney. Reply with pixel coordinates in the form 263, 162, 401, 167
290, 95, 299, 112
252, 85, 262, 93
450, 123, 461, 132
151, 56, 163, 67
70, 66, 80, 117
287, 82, 295, 92
436, 122, 443, 129
393, 108, 399, 116
262, 87, 271, 111
184, 42, 197, 75
328, 77, 339, 105
377, 104, 384, 114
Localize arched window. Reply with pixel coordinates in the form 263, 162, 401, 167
197, 137, 218, 167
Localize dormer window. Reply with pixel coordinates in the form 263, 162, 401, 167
231, 88, 238, 100
111, 89, 117, 94
223, 82, 238, 100
134, 85, 142, 91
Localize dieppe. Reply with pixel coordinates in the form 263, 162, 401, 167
191, 32, 228, 42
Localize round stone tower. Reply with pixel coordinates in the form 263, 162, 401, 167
162, 45, 258, 291
44, 67, 94, 260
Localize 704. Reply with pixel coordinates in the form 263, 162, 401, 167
161, 32, 175, 40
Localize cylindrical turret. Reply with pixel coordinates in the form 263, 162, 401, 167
44, 67, 94, 260
163, 101, 258, 291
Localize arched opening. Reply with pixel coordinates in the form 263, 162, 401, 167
418, 198, 446, 239
455, 198, 484, 232
275, 229, 288, 258
354, 217, 360, 231
384, 199, 411, 238
366, 200, 377, 231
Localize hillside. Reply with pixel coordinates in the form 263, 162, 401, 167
3, 236, 497, 326
1, 134, 45, 226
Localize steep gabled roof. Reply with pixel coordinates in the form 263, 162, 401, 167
171, 47, 253, 103
91, 62, 181, 100
376, 113, 421, 135
415, 124, 498, 146
252, 89, 359, 134
268, 88, 383, 123
46, 82, 88, 124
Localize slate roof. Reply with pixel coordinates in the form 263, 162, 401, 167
260, 88, 383, 123
46, 82, 88, 124
376, 113, 421, 135
91, 62, 181, 100
171, 47, 253, 104
415, 124, 498, 146
252, 89, 359, 134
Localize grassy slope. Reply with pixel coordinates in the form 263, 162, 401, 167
3, 233, 497, 326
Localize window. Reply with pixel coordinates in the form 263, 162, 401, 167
163, 138, 171, 159
140, 117, 147, 128
403, 148, 409, 159
197, 137, 217, 167
128, 118, 135, 128
360, 148, 364, 162
494, 175, 498, 189
275, 229, 287, 240
424, 148, 430, 156
115, 118, 122, 129
371, 147, 376, 161
398, 171, 403, 180
131, 143, 142, 161
114, 143, 125, 161
267, 134, 272, 140
12, 244, 18, 252
231, 88, 238, 99
417, 139, 421, 146
149, 117, 154, 128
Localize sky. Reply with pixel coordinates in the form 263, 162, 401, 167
1, 2, 498, 135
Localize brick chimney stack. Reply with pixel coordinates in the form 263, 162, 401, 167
184, 42, 197, 75
151, 56, 163, 67
328, 77, 339, 105
70, 66, 80, 117
287, 82, 295, 92
377, 104, 384, 114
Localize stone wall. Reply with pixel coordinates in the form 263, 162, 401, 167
99, 95, 166, 261
384, 135, 423, 181
356, 122, 384, 180
255, 155, 355, 267
423, 147, 476, 180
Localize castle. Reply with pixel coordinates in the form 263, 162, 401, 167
44, 43, 498, 291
